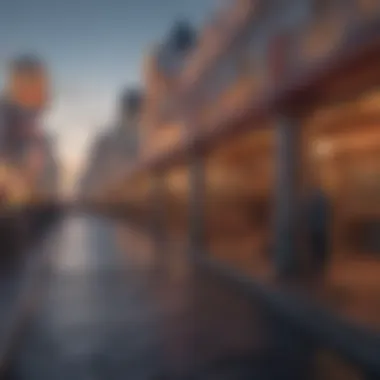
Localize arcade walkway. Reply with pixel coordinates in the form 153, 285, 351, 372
5, 215, 302, 380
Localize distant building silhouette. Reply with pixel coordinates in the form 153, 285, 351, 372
120, 88, 143, 119
157, 19, 196, 76
6, 54, 49, 111
80, 86, 144, 197
140, 19, 197, 160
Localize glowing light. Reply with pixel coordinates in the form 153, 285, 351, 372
313, 140, 333, 158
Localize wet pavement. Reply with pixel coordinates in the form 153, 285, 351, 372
5, 215, 310, 379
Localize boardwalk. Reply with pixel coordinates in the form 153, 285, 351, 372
5, 215, 305, 380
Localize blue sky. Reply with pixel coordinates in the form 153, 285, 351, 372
0, 0, 217, 191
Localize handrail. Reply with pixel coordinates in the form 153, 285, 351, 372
198, 255, 380, 377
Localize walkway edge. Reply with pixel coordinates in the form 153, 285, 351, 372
0, 222, 59, 376
197, 255, 380, 377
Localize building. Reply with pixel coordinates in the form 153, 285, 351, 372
120, 0, 380, 266
140, 19, 197, 160
36, 134, 61, 201
6, 54, 49, 111
80, 131, 114, 198
86, 0, 380, 249
0, 55, 60, 207
77, 0, 380, 331
80, 86, 144, 200
113, 88, 143, 161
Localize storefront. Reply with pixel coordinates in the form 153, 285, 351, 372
305, 88, 380, 257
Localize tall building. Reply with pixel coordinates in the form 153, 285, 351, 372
0, 54, 60, 206
140, 20, 197, 160
79, 86, 145, 199
6, 54, 49, 111
115, 88, 143, 160
37, 134, 61, 199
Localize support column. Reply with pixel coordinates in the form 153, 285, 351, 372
150, 171, 166, 255
274, 116, 304, 280
188, 154, 206, 255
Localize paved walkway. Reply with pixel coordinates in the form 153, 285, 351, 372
6, 215, 310, 380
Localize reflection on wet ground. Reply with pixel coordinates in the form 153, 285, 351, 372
4, 215, 372, 379
7, 215, 284, 379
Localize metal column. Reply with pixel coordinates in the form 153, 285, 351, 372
188, 154, 206, 255
150, 171, 166, 255
274, 117, 304, 280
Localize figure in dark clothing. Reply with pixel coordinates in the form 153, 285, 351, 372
307, 188, 330, 277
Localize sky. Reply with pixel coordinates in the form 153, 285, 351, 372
0, 0, 218, 194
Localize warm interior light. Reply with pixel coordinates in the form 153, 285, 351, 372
313, 140, 333, 158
